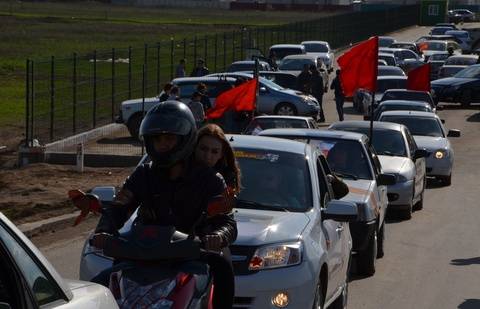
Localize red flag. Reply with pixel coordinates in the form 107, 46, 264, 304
337, 37, 379, 97
407, 64, 431, 92
206, 78, 258, 119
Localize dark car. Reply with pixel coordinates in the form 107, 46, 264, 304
435, 23, 458, 30
371, 100, 434, 120
390, 42, 421, 55
430, 26, 454, 36
256, 71, 298, 90
380, 89, 436, 109
227, 60, 271, 72
378, 66, 406, 77
431, 64, 480, 106
448, 9, 475, 22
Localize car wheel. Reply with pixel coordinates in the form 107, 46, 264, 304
127, 113, 143, 139
440, 174, 452, 186
357, 229, 377, 276
376, 222, 385, 259
312, 279, 325, 309
330, 281, 348, 309
275, 103, 297, 116
460, 90, 472, 107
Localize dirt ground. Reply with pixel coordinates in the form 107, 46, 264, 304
0, 154, 132, 224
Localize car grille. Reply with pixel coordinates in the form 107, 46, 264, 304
233, 297, 255, 309
230, 245, 259, 276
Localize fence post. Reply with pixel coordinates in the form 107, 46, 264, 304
128, 46, 132, 100
214, 34, 218, 72
183, 38, 186, 61
232, 31, 236, 62
157, 42, 160, 94
73, 53, 77, 134
263, 28, 267, 52
30, 60, 34, 142
204, 35, 208, 65
93, 50, 97, 128
223, 33, 227, 71
144, 44, 148, 95
276, 28, 280, 43
170, 38, 175, 80
111, 48, 115, 122
25, 59, 30, 146
240, 30, 244, 60
194, 35, 197, 66
50, 56, 55, 141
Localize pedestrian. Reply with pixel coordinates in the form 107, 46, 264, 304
310, 64, 325, 122
168, 86, 180, 101
188, 92, 206, 128
191, 59, 210, 77
268, 51, 278, 71
330, 69, 345, 121
159, 83, 173, 102
175, 59, 186, 78
296, 64, 312, 94
196, 83, 212, 112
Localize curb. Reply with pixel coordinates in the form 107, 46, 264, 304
18, 211, 81, 238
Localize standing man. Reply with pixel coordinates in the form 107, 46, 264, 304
296, 64, 312, 94
188, 92, 206, 128
175, 59, 186, 78
196, 83, 212, 112
191, 59, 210, 77
310, 64, 325, 122
330, 69, 345, 121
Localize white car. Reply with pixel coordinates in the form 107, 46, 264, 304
243, 115, 318, 135
0, 212, 117, 309
301, 40, 335, 71
378, 110, 461, 186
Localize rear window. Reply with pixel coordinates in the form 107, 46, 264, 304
445, 57, 477, 65
244, 118, 308, 135
376, 79, 407, 93
279, 58, 315, 71
378, 55, 396, 66
303, 43, 329, 53
380, 116, 444, 137
378, 67, 405, 76
381, 91, 433, 105
269, 48, 304, 59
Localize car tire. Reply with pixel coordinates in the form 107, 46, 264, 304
460, 90, 472, 107
376, 222, 385, 259
440, 174, 452, 186
312, 278, 325, 309
357, 229, 377, 276
274, 102, 297, 116
330, 281, 348, 309
127, 113, 143, 139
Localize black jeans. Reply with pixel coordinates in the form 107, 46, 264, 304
313, 92, 325, 122
335, 96, 345, 121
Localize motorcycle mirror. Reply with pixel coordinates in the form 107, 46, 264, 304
68, 189, 102, 226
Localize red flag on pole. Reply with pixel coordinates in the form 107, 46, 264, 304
407, 63, 431, 92
206, 78, 258, 119
337, 36, 379, 97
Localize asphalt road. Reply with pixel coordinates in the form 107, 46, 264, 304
31, 24, 480, 308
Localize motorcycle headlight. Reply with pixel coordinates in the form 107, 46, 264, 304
435, 150, 446, 159
249, 242, 302, 270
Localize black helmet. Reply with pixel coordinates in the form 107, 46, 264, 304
139, 100, 197, 168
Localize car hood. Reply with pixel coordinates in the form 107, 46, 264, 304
233, 208, 309, 246
341, 179, 373, 204
413, 135, 448, 150
280, 88, 304, 97
431, 77, 475, 87
64, 279, 117, 307
122, 97, 159, 106
378, 155, 409, 174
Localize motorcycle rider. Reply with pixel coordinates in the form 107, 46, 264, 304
90, 100, 237, 308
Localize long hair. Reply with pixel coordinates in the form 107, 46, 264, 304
197, 124, 241, 193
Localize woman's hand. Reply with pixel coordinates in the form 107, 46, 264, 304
202, 234, 223, 252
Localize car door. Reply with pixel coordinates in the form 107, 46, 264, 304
405, 129, 426, 199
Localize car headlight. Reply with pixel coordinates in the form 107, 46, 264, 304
435, 149, 447, 159
396, 174, 409, 183
249, 241, 302, 270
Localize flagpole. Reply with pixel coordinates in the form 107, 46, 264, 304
369, 91, 374, 148
253, 58, 259, 120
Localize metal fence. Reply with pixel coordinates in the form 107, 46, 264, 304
25, 5, 419, 151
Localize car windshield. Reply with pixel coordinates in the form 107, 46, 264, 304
270, 48, 304, 60
307, 138, 373, 180
381, 91, 433, 105
303, 43, 329, 53
376, 79, 407, 93
234, 148, 312, 212
227, 63, 255, 72
454, 65, 480, 78
380, 104, 431, 114
431, 28, 449, 35
378, 67, 405, 76
424, 42, 446, 51
279, 58, 315, 71
380, 116, 444, 137
445, 57, 477, 65
334, 127, 407, 157
378, 55, 395, 66
441, 66, 465, 77
244, 118, 308, 134
429, 53, 450, 61
259, 76, 284, 90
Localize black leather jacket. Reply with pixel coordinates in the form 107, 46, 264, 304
95, 160, 237, 248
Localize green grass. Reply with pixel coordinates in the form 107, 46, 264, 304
0, 0, 338, 141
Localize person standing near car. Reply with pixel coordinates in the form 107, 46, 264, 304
191, 59, 210, 77
297, 64, 312, 94
197, 83, 212, 112
168, 86, 180, 101
188, 92, 206, 128
330, 69, 345, 121
310, 64, 326, 122
175, 59, 186, 78
159, 83, 173, 102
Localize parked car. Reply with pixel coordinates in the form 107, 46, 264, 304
79, 135, 358, 309
390, 41, 421, 55
371, 100, 434, 121
277, 54, 330, 89
378, 52, 397, 66
379, 48, 423, 67
431, 64, 480, 106
435, 22, 458, 30
329, 121, 428, 219
268, 44, 306, 65
430, 26, 455, 36
380, 89, 436, 110
243, 115, 317, 135
0, 212, 117, 309
301, 40, 335, 70
427, 52, 450, 79
377, 65, 406, 77
448, 9, 475, 23
256, 71, 298, 89
227, 60, 271, 72
438, 65, 469, 79
442, 54, 478, 66
258, 129, 396, 276
445, 30, 473, 52
117, 76, 236, 138
208, 72, 320, 116
375, 76, 408, 102
402, 58, 427, 74
378, 110, 461, 186
415, 34, 461, 45
418, 40, 462, 62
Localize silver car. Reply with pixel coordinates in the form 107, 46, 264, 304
0, 212, 117, 309
301, 40, 335, 70
378, 110, 461, 186
329, 121, 428, 219
243, 115, 318, 135
79, 135, 358, 309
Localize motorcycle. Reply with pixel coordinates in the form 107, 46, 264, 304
69, 189, 218, 309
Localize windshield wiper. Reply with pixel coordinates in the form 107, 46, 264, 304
334, 172, 358, 180
236, 200, 289, 212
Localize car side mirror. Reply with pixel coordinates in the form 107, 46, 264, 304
441, 119, 446, 124
0, 303, 12, 309
414, 149, 428, 159
90, 186, 116, 204
377, 173, 396, 186
259, 86, 267, 93
327, 174, 349, 200
322, 200, 358, 222
447, 129, 461, 137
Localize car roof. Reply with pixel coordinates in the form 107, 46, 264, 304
282, 54, 317, 60
227, 134, 307, 155
208, 72, 253, 78
391, 41, 416, 45
254, 115, 312, 120
378, 66, 403, 70
447, 55, 478, 59
377, 75, 408, 81
445, 30, 468, 34
379, 47, 405, 52
329, 120, 405, 132
258, 71, 297, 76
379, 110, 439, 118
379, 100, 430, 106
384, 89, 429, 94
378, 36, 395, 40
423, 40, 448, 44
378, 52, 395, 57
172, 76, 236, 83
270, 44, 305, 49
301, 40, 329, 45
258, 128, 368, 143
230, 60, 269, 65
